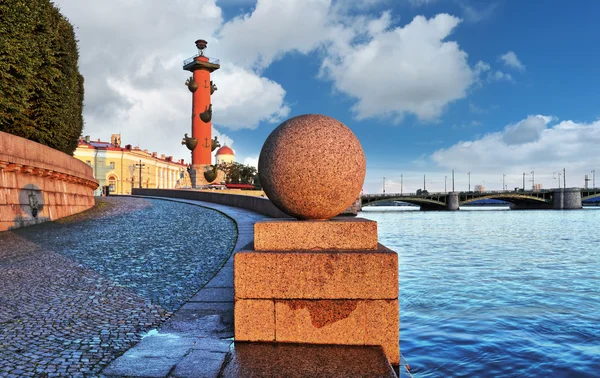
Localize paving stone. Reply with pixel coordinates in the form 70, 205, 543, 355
170, 350, 228, 378
0, 197, 238, 376
191, 287, 234, 302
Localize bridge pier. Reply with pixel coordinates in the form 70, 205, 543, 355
553, 188, 582, 210
447, 192, 459, 211
420, 192, 459, 211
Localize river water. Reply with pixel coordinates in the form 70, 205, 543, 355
360, 206, 600, 378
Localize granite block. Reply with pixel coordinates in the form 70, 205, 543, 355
234, 299, 275, 342
234, 245, 398, 299
365, 299, 400, 365
254, 218, 378, 251
273, 299, 399, 365
275, 300, 365, 345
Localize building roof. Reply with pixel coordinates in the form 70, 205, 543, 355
77, 137, 187, 166
216, 146, 234, 156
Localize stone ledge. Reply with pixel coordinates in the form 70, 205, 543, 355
234, 244, 398, 299
254, 218, 378, 251
221, 342, 397, 378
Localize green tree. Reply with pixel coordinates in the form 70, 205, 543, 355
0, 0, 84, 155
217, 162, 257, 184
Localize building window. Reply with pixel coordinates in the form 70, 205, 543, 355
109, 162, 115, 169
108, 176, 117, 193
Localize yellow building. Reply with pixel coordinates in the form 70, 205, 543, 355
74, 134, 190, 195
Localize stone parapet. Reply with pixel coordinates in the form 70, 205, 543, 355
0, 131, 98, 231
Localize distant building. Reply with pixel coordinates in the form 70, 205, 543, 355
74, 134, 190, 195
474, 184, 485, 193
214, 145, 236, 184
215, 145, 235, 165
533, 183, 543, 191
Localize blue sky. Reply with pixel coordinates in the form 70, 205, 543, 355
54, 0, 600, 193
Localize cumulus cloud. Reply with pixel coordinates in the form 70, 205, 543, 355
500, 51, 525, 71
53, 0, 291, 162
431, 116, 600, 175
213, 64, 290, 129
216, 0, 331, 72
321, 13, 475, 122
53, 0, 497, 163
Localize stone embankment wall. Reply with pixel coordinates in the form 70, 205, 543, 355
0, 131, 99, 231
133, 188, 290, 218
132, 188, 362, 218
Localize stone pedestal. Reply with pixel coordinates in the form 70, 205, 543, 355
234, 218, 399, 365
188, 164, 210, 188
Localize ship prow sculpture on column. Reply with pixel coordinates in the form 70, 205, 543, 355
234, 114, 400, 366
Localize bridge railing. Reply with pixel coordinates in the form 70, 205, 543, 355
361, 188, 557, 199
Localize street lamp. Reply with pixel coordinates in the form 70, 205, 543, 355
502, 174, 506, 191
592, 170, 596, 188
467, 172, 471, 192
135, 160, 145, 189
531, 171, 535, 191
383, 177, 386, 194
400, 174, 403, 195
423, 174, 426, 192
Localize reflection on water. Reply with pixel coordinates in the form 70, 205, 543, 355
361, 206, 600, 378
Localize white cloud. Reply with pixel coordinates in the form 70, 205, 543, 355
53, 0, 293, 162
407, 0, 438, 6
216, 0, 332, 72
431, 116, 600, 177
243, 156, 259, 168
321, 13, 475, 122
213, 64, 290, 129
53, 0, 502, 164
500, 51, 525, 71
458, 1, 497, 23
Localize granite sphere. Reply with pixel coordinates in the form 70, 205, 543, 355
258, 114, 366, 220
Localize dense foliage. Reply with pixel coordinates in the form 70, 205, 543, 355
0, 0, 84, 155
217, 162, 258, 185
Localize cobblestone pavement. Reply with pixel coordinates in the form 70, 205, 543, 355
0, 197, 237, 377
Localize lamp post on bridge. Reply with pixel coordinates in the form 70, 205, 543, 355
400, 174, 403, 195
502, 174, 506, 191
467, 172, 471, 192
423, 174, 426, 192
452, 169, 455, 192
592, 170, 596, 188
445, 176, 447, 193
531, 171, 535, 191
522, 172, 526, 191
383, 177, 386, 194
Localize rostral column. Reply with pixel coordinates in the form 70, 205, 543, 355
182, 39, 220, 187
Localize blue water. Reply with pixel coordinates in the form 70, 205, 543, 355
361, 206, 600, 378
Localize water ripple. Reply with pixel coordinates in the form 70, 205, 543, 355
363, 206, 600, 377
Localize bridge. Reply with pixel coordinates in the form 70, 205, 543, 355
361, 188, 600, 211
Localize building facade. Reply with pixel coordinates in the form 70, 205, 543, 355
74, 134, 190, 195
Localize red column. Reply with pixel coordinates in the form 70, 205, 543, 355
191, 57, 212, 166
